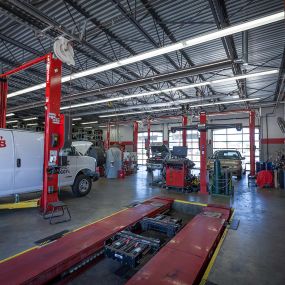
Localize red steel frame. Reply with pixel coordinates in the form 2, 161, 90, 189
182, 115, 187, 147
133, 121, 138, 152
0, 53, 63, 213
199, 112, 207, 194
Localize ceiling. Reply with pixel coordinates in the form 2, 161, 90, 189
0, 0, 284, 126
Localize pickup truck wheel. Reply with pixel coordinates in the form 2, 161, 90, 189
72, 174, 92, 197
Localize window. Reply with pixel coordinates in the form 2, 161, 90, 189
213, 127, 260, 171
137, 132, 163, 165
169, 130, 200, 168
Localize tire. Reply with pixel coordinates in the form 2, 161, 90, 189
72, 174, 92, 197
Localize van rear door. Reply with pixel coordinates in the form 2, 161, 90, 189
0, 129, 15, 196
13, 130, 44, 194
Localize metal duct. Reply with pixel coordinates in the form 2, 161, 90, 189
8, 59, 232, 113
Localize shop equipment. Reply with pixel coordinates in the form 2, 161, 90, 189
165, 146, 195, 191
140, 214, 182, 237
210, 159, 233, 195
105, 146, 123, 178
105, 230, 161, 268
171, 115, 243, 194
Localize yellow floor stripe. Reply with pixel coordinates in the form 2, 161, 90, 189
199, 209, 235, 285
174, 199, 207, 207
0, 246, 39, 264
0, 199, 38, 210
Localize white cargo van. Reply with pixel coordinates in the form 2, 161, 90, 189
0, 129, 97, 198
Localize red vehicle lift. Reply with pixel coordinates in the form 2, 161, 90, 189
0, 53, 64, 214
171, 112, 242, 194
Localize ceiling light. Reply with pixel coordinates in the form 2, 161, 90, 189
84, 126, 93, 129
99, 107, 180, 118
211, 69, 279, 84
72, 117, 82, 121
189, 97, 260, 108
26, 123, 38, 126
6, 120, 18, 124
99, 98, 260, 118
23, 117, 38, 121
61, 70, 277, 110
81, 121, 98, 125
6, 113, 15, 117
6, 11, 284, 98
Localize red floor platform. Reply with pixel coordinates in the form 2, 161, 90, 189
0, 197, 173, 285
126, 205, 231, 285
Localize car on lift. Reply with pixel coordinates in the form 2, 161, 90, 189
207, 149, 245, 179
146, 144, 171, 172
0, 128, 98, 198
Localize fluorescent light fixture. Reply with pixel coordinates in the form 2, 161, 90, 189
23, 117, 38, 121
99, 107, 180, 118
72, 117, 82, 121
211, 69, 279, 84
6, 120, 18, 124
6, 11, 284, 98
81, 121, 98, 125
99, 98, 260, 118
26, 123, 38, 126
8, 82, 46, 98
6, 113, 15, 117
61, 70, 277, 110
84, 126, 93, 129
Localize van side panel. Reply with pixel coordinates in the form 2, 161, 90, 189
13, 131, 44, 194
0, 130, 15, 196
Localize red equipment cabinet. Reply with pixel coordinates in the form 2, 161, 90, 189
165, 159, 189, 188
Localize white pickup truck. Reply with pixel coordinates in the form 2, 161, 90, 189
0, 129, 97, 198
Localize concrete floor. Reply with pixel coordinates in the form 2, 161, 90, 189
0, 168, 285, 284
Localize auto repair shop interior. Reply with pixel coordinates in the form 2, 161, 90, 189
0, 1, 284, 285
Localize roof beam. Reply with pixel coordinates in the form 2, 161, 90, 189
208, 0, 247, 98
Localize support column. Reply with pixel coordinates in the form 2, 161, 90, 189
182, 115, 188, 147
249, 110, 256, 176
106, 121, 111, 150
0, 77, 8, 128
200, 112, 208, 194
133, 121, 138, 152
147, 119, 151, 158
40, 54, 62, 213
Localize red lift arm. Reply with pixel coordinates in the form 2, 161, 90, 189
0, 53, 63, 213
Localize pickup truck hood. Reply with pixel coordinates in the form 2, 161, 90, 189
72, 141, 93, 155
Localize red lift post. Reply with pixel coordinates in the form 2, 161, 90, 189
0, 78, 8, 128
147, 119, 151, 158
106, 121, 111, 149
199, 112, 208, 194
0, 53, 64, 213
133, 121, 138, 152
182, 115, 187, 147
249, 110, 256, 176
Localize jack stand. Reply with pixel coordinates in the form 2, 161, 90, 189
248, 175, 256, 187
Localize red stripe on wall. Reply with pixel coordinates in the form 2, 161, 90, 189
261, 138, 285, 144
110, 141, 134, 145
